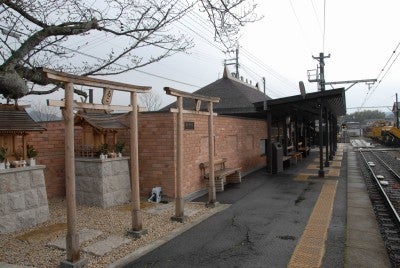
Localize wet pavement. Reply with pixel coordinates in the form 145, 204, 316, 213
123, 147, 345, 267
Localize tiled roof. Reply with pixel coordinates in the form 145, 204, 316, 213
161, 67, 271, 114
0, 104, 46, 133
74, 112, 129, 131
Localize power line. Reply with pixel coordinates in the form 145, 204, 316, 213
360, 40, 400, 108
376, 41, 400, 82
288, 0, 313, 56
241, 47, 298, 92
323, 0, 327, 53
310, 0, 323, 35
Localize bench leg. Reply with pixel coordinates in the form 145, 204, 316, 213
215, 176, 225, 192
226, 171, 241, 184
207, 177, 225, 192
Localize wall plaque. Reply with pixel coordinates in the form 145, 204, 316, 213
184, 121, 194, 130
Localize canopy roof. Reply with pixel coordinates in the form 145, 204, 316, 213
0, 104, 46, 134
255, 87, 346, 121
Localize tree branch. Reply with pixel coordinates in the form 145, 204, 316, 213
1, 19, 98, 70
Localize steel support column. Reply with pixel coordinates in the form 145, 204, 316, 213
324, 107, 330, 167
318, 99, 325, 177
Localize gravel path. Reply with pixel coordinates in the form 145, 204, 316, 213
0, 198, 215, 267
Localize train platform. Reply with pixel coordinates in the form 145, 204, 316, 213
346, 146, 391, 267
122, 143, 392, 267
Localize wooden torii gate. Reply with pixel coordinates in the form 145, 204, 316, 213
164, 87, 220, 222
42, 68, 151, 267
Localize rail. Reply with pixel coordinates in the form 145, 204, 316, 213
359, 149, 400, 226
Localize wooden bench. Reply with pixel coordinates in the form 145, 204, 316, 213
298, 142, 310, 157
199, 158, 241, 192
286, 145, 303, 165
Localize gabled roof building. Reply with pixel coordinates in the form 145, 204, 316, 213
162, 66, 271, 117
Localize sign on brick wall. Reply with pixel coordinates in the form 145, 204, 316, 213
184, 121, 194, 130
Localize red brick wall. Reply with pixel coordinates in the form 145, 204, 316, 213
27, 112, 267, 200
28, 121, 83, 198
179, 114, 267, 197
136, 113, 176, 198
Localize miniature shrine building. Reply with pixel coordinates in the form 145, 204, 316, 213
0, 104, 46, 160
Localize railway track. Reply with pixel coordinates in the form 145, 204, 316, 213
358, 149, 400, 267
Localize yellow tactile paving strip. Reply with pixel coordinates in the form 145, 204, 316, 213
294, 173, 315, 181
288, 180, 338, 268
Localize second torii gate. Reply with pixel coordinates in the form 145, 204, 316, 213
42, 68, 151, 267
164, 87, 220, 222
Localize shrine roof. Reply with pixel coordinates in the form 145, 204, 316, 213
74, 111, 129, 131
0, 104, 46, 134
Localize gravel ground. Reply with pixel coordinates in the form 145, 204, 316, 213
0, 198, 213, 267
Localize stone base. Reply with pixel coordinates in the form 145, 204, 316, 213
0, 166, 49, 234
59, 258, 88, 268
75, 157, 130, 208
126, 229, 148, 238
171, 215, 189, 223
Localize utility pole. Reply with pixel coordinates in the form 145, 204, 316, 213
235, 48, 239, 78
311, 52, 330, 177
263, 77, 266, 110
396, 93, 399, 128
312, 52, 330, 92
225, 47, 240, 78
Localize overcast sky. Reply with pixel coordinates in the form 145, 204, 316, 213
22, 0, 400, 114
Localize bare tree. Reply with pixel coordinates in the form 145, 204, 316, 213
27, 101, 62, 121
0, 0, 261, 101
139, 90, 162, 111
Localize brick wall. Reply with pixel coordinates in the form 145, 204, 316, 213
26, 112, 267, 200
28, 121, 83, 198
127, 112, 267, 198
179, 114, 267, 197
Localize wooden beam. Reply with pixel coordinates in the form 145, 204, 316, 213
164, 87, 220, 103
64, 82, 80, 262
172, 96, 186, 222
195, 99, 201, 112
207, 101, 217, 205
41, 68, 151, 93
47, 99, 133, 111
169, 108, 217, 116
129, 92, 146, 236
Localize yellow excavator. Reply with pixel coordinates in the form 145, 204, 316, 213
369, 120, 400, 146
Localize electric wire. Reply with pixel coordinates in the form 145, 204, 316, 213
241, 48, 298, 92
310, 0, 323, 35
323, 0, 326, 53
240, 64, 286, 98
288, 0, 313, 56
360, 41, 400, 108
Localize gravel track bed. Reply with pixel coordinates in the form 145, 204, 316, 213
358, 150, 400, 266
0, 198, 213, 267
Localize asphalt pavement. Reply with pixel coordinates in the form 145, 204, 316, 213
123, 149, 345, 268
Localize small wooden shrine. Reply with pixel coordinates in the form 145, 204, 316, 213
74, 109, 129, 157
0, 104, 49, 234
0, 104, 46, 162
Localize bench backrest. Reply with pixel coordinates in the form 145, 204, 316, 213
199, 158, 227, 172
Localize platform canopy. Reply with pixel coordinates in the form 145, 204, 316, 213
255, 87, 346, 120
